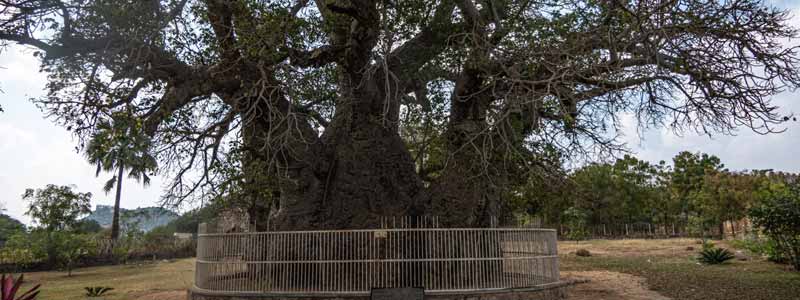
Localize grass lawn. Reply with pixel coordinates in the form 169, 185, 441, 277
560, 239, 800, 300
18, 259, 194, 300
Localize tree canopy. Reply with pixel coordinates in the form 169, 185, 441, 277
2, 0, 799, 229
23, 184, 92, 232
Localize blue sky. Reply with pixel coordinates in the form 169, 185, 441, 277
2, 1, 800, 224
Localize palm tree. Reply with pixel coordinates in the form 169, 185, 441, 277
85, 112, 157, 241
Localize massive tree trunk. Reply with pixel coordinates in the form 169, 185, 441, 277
427, 70, 512, 228
245, 71, 429, 230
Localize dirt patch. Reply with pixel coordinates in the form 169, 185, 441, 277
563, 271, 671, 300
135, 290, 187, 300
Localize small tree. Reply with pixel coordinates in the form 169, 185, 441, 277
52, 231, 91, 276
22, 184, 92, 267
563, 207, 590, 241
749, 183, 800, 271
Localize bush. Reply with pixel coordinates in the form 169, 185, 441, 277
85, 286, 114, 297
749, 185, 800, 270
563, 207, 590, 241
0, 248, 37, 271
698, 247, 735, 265
4, 232, 48, 263
729, 235, 787, 263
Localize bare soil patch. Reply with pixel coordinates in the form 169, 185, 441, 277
563, 270, 671, 300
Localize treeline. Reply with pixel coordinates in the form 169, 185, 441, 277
0, 185, 204, 274
515, 151, 797, 239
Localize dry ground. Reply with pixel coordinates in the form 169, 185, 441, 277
561, 238, 800, 300
563, 270, 670, 300
19, 259, 194, 300
15, 239, 800, 300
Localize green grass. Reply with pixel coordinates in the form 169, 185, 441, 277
561, 240, 800, 300
17, 259, 194, 300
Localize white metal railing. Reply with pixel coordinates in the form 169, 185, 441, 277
194, 224, 559, 295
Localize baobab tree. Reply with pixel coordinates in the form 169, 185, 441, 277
1, 0, 798, 230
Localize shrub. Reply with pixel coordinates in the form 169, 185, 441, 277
729, 235, 787, 263
563, 207, 590, 241
142, 227, 176, 260
698, 247, 735, 265
85, 287, 114, 297
3, 233, 47, 263
749, 185, 800, 270
0, 248, 37, 271
50, 232, 91, 276
1, 274, 41, 300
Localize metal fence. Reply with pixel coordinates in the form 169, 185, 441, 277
194, 226, 559, 295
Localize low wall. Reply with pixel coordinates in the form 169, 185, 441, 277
188, 280, 575, 300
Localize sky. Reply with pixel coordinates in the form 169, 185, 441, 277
2, 1, 800, 225
0, 49, 165, 224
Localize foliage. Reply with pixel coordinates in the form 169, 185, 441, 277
2, 232, 47, 264
85, 112, 157, 240
17, 185, 95, 272
0, 274, 40, 300
84, 287, 113, 297
74, 220, 102, 234
0, 248, 36, 270
730, 235, 787, 264
22, 185, 91, 232
0, 215, 25, 246
563, 207, 589, 241
520, 151, 768, 241
698, 247, 736, 265
50, 232, 91, 276
141, 227, 175, 260
749, 181, 800, 270
166, 204, 220, 234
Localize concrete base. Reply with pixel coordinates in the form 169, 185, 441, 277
188, 281, 576, 300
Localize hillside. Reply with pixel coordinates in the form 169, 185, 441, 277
85, 205, 178, 232
0, 214, 25, 244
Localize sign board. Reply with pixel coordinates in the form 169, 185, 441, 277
374, 230, 388, 239
370, 287, 424, 300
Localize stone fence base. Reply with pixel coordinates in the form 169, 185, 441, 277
188, 280, 579, 300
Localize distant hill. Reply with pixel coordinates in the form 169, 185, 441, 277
85, 205, 179, 232
0, 214, 25, 245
